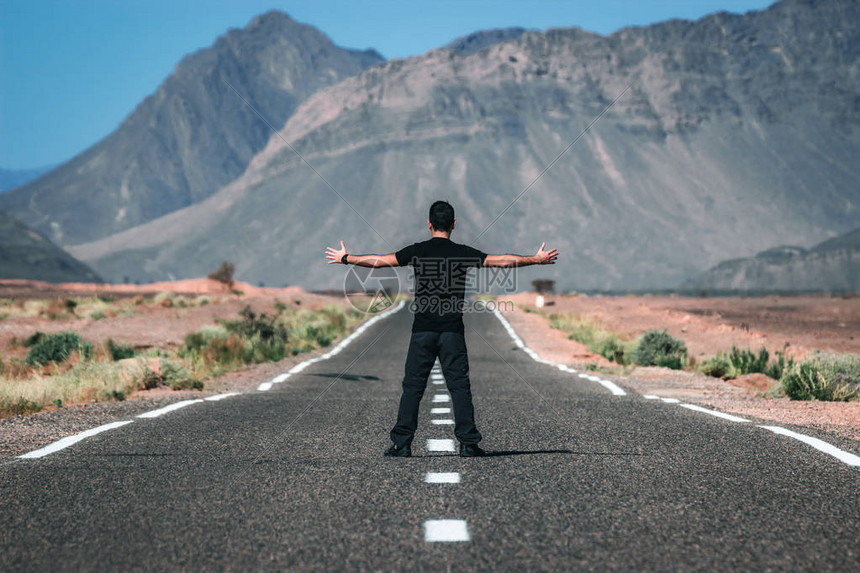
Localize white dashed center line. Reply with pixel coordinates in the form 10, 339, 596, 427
431, 419, 454, 425
432, 394, 450, 403
426, 439, 456, 452
424, 519, 470, 542
425, 472, 461, 484
431, 407, 451, 414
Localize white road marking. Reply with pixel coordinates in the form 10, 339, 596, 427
425, 472, 461, 484
204, 392, 241, 401
595, 378, 627, 396
431, 407, 451, 414
432, 379, 445, 385
137, 399, 203, 418
426, 439, 456, 452
424, 519, 470, 542
660, 398, 681, 404
758, 426, 860, 467
18, 421, 134, 459
680, 404, 750, 423
432, 394, 450, 403
431, 419, 454, 425
431, 373, 444, 379
257, 382, 273, 391
643, 395, 660, 400
270, 300, 405, 384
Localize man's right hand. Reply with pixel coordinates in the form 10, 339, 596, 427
326, 241, 348, 264
536, 242, 558, 265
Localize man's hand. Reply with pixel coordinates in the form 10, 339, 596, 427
326, 241, 348, 264
536, 242, 558, 265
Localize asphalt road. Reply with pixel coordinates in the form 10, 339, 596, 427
1, 308, 859, 571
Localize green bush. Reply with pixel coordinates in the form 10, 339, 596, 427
22, 331, 45, 347
699, 354, 735, 378
161, 360, 202, 390
548, 313, 633, 365
90, 310, 107, 320
700, 346, 794, 380
632, 330, 687, 370
26, 332, 93, 366
780, 353, 860, 401
107, 339, 135, 361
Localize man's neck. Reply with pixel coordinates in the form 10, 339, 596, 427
430, 231, 451, 239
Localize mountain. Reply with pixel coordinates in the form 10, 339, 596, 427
0, 11, 383, 245
444, 28, 528, 54
0, 165, 55, 192
684, 227, 860, 293
61, 0, 860, 290
0, 211, 102, 283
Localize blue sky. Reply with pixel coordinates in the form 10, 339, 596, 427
0, 0, 773, 170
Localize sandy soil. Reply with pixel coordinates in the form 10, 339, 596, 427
498, 293, 860, 442
0, 278, 370, 460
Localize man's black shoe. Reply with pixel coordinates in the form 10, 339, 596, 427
459, 443, 486, 457
384, 443, 412, 458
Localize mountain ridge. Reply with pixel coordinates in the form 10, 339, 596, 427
0, 11, 384, 245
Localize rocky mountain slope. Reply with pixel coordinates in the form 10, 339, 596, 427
0, 212, 101, 283
685, 226, 860, 293
67, 0, 859, 291
0, 11, 383, 245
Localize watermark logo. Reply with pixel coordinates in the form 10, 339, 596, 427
342, 265, 401, 314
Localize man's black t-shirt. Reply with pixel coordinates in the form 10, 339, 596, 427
395, 237, 487, 334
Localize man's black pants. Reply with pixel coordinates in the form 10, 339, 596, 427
390, 331, 482, 448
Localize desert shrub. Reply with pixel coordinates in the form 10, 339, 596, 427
64, 299, 78, 313
780, 353, 860, 401
699, 354, 735, 378
142, 367, 160, 390
161, 360, 202, 390
224, 306, 287, 342
90, 310, 107, 320
0, 397, 42, 416
23, 331, 45, 347
208, 262, 235, 287
728, 346, 769, 375
184, 325, 230, 352
98, 295, 115, 303
154, 292, 175, 308
700, 347, 794, 380
548, 313, 633, 365
0, 359, 156, 417
107, 339, 135, 361
194, 295, 211, 307
26, 332, 93, 366
632, 330, 687, 370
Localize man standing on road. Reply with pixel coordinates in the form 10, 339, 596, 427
326, 201, 558, 457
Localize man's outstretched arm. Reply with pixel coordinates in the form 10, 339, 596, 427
325, 241, 400, 267
483, 242, 558, 268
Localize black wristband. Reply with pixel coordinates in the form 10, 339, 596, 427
341, 254, 349, 265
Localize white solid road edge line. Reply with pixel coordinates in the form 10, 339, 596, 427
18, 421, 134, 459
258, 300, 406, 391
204, 392, 241, 402
493, 309, 627, 396
679, 404, 750, 423
137, 399, 203, 418
758, 425, 860, 467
